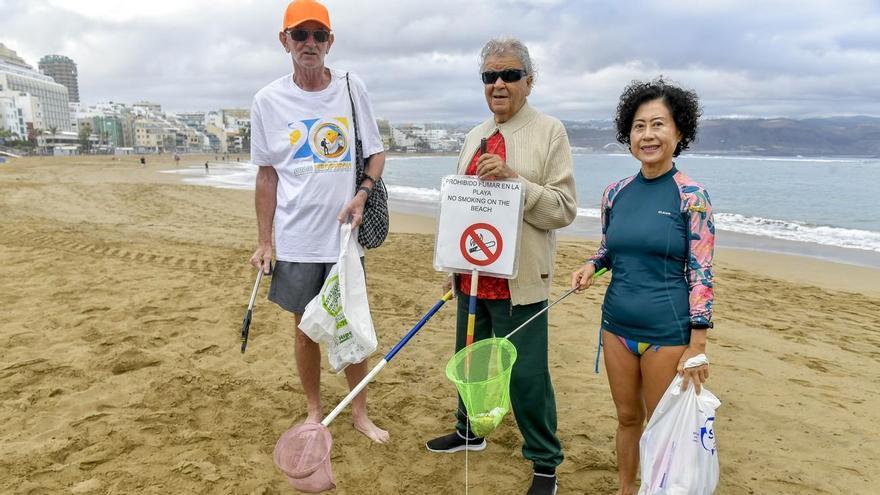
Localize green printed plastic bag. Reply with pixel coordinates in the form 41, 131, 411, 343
299, 224, 377, 372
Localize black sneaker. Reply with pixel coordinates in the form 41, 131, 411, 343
425, 430, 486, 453
526, 473, 558, 495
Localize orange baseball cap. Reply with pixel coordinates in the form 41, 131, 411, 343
281, 0, 331, 31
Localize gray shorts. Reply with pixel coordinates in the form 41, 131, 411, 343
268, 259, 365, 314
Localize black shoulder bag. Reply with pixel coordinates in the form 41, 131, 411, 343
345, 72, 389, 249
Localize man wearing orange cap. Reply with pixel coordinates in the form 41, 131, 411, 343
249, 0, 388, 443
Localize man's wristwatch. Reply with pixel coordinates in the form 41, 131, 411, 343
357, 185, 372, 197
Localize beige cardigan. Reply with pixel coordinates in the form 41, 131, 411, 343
456, 103, 577, 305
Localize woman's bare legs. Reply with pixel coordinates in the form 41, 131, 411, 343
603, 331, 644, 495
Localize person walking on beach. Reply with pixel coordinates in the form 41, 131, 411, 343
248, 0, 388, 443
425, 37, 576, 495
570, 78, 715, 495
139, 155, 146, 167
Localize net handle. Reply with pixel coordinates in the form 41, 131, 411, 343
465, 269, 479, 347
321, 290, 455, 426
505, 268, 607, 341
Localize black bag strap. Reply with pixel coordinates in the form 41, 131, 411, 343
344, 73, 359, 143
344, 72, 363, 176
345, 73, 386, 199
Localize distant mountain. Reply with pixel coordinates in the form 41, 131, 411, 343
560, 120, 618, 151
561, 116, 880, 157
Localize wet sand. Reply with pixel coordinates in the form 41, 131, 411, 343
1, 155, 878, 494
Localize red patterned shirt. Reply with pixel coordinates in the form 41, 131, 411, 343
458, 131, 511, 300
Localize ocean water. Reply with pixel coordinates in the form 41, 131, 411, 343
162, 153, 880, 266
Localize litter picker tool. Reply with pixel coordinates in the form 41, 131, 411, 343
273, 291, 455, 493
240, 262, 271, 353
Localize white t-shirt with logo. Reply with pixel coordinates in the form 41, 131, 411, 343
250, 69, 384, 263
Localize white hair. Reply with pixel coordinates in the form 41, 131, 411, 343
479, 37, 536, 79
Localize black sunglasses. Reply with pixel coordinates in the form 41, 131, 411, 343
481, 69, 527, 84
287, 28, 331, 43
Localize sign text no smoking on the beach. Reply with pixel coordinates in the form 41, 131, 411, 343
433, 175, 524, 278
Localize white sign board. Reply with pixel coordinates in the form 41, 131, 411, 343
433, 175, 524, 278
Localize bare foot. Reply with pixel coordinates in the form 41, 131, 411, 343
616, 487, 637, 495
352, 414, 389, 443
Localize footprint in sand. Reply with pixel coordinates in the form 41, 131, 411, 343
108, 349, 162, 375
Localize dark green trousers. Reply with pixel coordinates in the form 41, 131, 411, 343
453, 295, 564, 470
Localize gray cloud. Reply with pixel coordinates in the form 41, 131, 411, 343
2, 0, 879, 121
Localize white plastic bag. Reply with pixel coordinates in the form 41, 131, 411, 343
638, 355, 720, 495
299, 224, 377, 372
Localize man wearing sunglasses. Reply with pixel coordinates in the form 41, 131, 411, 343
426, 38, 576, 495
249, 0, 388, 443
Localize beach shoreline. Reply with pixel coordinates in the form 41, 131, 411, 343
1, 155, 878, 494
387, 197, 880, 270
153, 157, 880, 269
389, 209, 880, 297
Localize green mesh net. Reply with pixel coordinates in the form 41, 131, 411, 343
445, 337, 518, 437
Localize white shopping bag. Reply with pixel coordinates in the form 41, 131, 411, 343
638, 355, 720, 495
299, 224, 378, 372
297, 264, 339, 346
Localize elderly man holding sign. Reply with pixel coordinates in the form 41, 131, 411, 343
426, 37, 576, 495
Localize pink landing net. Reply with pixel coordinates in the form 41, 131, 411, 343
273, 423, 336, 493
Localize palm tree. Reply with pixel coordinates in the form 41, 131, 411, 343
48, 126, 58, 155
30, 128, 42, 143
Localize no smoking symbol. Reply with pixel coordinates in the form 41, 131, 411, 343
460, 223, 503, 267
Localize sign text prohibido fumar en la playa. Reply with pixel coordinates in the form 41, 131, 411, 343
433, 175, 524, 279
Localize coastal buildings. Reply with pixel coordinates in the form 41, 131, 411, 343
219, 109, 249, 154
38, 55, 79, 103
133, 120, 167, 153
133, 101, 162, 114
0, 44, 28, 68
177, 111, 223, 152
63, 100, 227, 154
0, 43, 450, 156
35, 130, 79, 155
0, 43, 71, 135
389, 123, 463, 152
0, 90, 43, 138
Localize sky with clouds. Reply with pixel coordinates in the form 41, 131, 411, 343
2, 0, 879, 122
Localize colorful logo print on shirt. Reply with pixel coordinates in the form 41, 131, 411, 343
313, 122, 347, 159
287, 117, 352, 170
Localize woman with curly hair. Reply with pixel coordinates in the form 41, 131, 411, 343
570, 78, 715, 494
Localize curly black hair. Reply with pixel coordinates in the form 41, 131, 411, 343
614, 77, 702, 157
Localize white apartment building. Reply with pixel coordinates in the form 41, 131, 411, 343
0, 59, 71, 132
0, 96, 17, 136
390, 124, 459, 152
36, 130, 79, 155
0, 90, 44, 138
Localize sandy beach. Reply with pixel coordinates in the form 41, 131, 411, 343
1, 155, 878, 494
